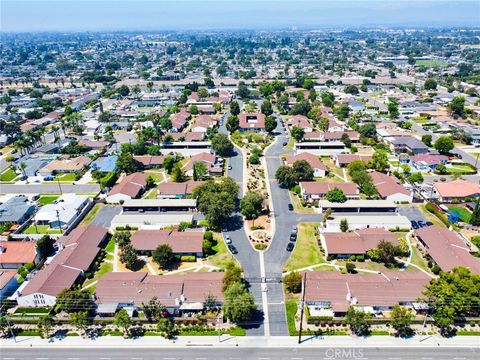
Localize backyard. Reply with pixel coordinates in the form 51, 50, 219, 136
37, 195, 60, 205
23, 224, 62, 235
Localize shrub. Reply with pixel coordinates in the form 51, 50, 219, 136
180, 256, 196, 262
432, 265, 441, 275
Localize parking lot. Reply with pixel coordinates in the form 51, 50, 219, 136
398, 205, 432, 229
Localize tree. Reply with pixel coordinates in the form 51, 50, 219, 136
340, 218, 349, 232
193, 161, 208, 181
469, 200, 480, 226
424, 78, 437, 90
390, 305, 413, 337
376, 240, 397, 264
264, 115, 277, 133
57, 289, 93, 313
318, 117, 329, 132
222, 262, 243, 292
423, 267, 480, 336
37, 314, 55, 339
119, 243, 139, 271
275, 165, 298, 189
153, 244, 175, 269
448, 96, 465, 118
321, 91, 335, 107
0, 315, 8, 337
204, 293, 218, 312
369, 150, 389, 173
292, 160, 314, 181
157, 318, 176, 339
335, 104, 350, 120
344, 306, 370, 336
146, 175, 156, 188
189, 105, 199, 115
388, 101, 399, 119
116, 151, 140, 174
171, 163, 186, 182
240, 191, 264, 220
114, 309, 131, 337
71, 311, 89, 337
223, 282, 257, 323
422, 134, 432, 147
407, 172, 424, 184
284, 271, 302, 293
230, 100, 240, 116
344, 85, 359, 95
236, 81, 251, 99
341, 133, 352, 148
163, 156, 176, 174
117, 85, 130, 96
211, 134, 233, 156
346, 262, 356, 273
142, 297, 166, 322
36, 234, 54, 260
261, 99, 273, 116
326, 188, 347, 203
290, 126, 304, 142
434, 136, 454, 154
226, 115, 239, 133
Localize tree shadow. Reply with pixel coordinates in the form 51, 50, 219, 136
224, 214, 245, 232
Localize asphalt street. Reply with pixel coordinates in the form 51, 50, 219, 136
2, 347, 479, 360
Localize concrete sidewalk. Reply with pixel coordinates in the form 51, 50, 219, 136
2, 335, 479, 349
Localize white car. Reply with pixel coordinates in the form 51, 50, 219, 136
224, 235, 232, 244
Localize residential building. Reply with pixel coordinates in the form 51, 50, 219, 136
295, 141, 348, 155
110, 213, 195, 230
0, 241, 39, 269
183, 152, 223, 177
157, 182, 204, 199
90, 155, 118, 173
133, 155, 165, 169
238, 113, 265, 131
317, 200, 398, 214
106, 172, 147, 204
0, 196, 37, 225
390, 137, 429, 155
371, 171, 413, 203
122, 199, 197, 213
284, 153, 327, 177
334, 154, 372, 168
131, 229, 204, 257
433, 179, 480, 202
325, 214, 411, 232
300, 182, 359, 201
409, 153, 448, 172
34, 194, 91, 229
38, 156, 91, 176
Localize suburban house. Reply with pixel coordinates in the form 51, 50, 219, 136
190, 115, 218, 133
34, 194, 91, 230
90, 155, 118, 173
78, 139, 110, 150
182, 152, 224, 177
433, 179, 480, 202
170, 109, 191, 132
94, 272, 224, 316
167, 132, 205, 142
415, 226, 480, 274
334, 154, 372, 168
409, 153, 448, 172
110, 213, 194, 231
0, 270, 19, 301
284, 153, 327, 177
320, 228, 399, 258
121, 199, 197, 213
0, 196, 37, 226
304, 131, 360, 143
133, 155, 165, 169
324, 214, 411, 232
287, 115, 314, 133
0, 241, 39, 269
16, 224, 108, 307
370, 171, 413, 203
303, 271, 430, 318
300, 182, 359, 201
327, 119, 345, 132
238, 113, 265, 131
390, 137, 429, 155
131, 229, 204, 257
38, 156, 91, 176
295, 141, 348, 155
106, 172, 147, 204
317, 199, 398, 214
157, 181, 204, 199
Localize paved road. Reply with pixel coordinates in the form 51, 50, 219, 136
91, 205, 122, 228
0, 183, 101, 194
3, 347, 479, 360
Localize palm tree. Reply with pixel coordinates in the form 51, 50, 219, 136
19, 162, 27, 182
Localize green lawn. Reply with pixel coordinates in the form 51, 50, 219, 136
55, 172, 78, 182
80, 204, 103, 225
105, 237, 115, 253
23, 225, 62, 234
283, 222, 325, 272
206, 236, 236, 269
38, 195, 60, 205
289, 191, 316, 214
448, 206, 472, 223
285, 299, 298, 336
0, 168, 18, 182
416, 59, 448, 67
447, 164, 477, 175
284, 136, 295, 151
144, 170, 164, 183
82, 260, 113, 289
409, 245, 431, 274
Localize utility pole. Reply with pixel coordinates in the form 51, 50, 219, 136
298, 272, 307, 344
55, 209, 62, 234
56, 175, 63, 195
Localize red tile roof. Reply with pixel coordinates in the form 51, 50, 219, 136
285, 153, 327, 171
0, 241, 37, 266
434, 179, 480, 199
131, 229, 204, 253
108, 172, 146, 198
238, 113, 265, 129
300, 182, 358, 196
370, 171, 410, 198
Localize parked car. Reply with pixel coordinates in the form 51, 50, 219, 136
290, 233, 297, 242
288, 203, 294, 211
228, 165, 232, 170
283, 141, 288, 146
411, 220, 419, 230
425, 221, 433, 226
286, 243, 294, 252
291, 225, 298, 234
43, 175, 54, 181
418, 220, 426, 228
228, 244, 238, 254
224, 235, 232, 244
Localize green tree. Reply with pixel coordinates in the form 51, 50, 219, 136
264, 115, 277, 133
407, 172, 424, 184
326, 188, 347, 203
71, 311, 89, 337
341, 133, 352, 148
340, 218, 349, 232
163, 156, 176, 174
211, 134, 233, 156
275, 165, 298, 189
236, 81, 251, 99
469, 200, 480, 226
335, 104, 350, 120
423, 267, 480, 336
240, 191, 264, 220
193, 161, 208, 181
222, 262, 243, 292
116, 151, 140, 174
37, 314, 55, 339
117, 85, 130, 96
346, 262, 356, 273
146, 175, 156, 188
171, 163, 186, 182
57, 289, 93, 313
189, 105, 199, 115
369, 150, 389, 173
284, 271, 302, 293
290, 126, 304, 142
292, 160, 314, 181
434, 136, 454, 154
318, 117, 329, 132
390, 305, 413, 337
36, 234, 54, 260
114, 309, 131, 337
153, 244, 175, 269
422, 134, 432, 147
230, 100, 240, 116
376, 240, 397, 264
321, 91, 335, 107
344, 306, 370, 336
119, 244, 140, 271
388, 101, 399, 119
424, 78, 437, 90
261, 99, 273, 116
226, 115, 239, 133
448, 96, 465, 118
142, 297, 166, 322
223, 282, 257, 323
157, 318, 176, 339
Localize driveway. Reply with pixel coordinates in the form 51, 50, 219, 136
398, 205, 427, 223
91, 205, 122, 228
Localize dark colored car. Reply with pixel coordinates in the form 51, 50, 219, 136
418, 220, 426, 228
228, 244, 238, 254
286, 243, 294, 252
283, 141, 288, 146
411, 220, 419, 230
290, 233, 297, 242
288, 203, 294, 211
425, 221, 433, 226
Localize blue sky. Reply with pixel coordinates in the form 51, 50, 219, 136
1, 1, 479, 32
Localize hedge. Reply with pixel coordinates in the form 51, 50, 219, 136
180, 256, 196, 262
425, 202, 451, 226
